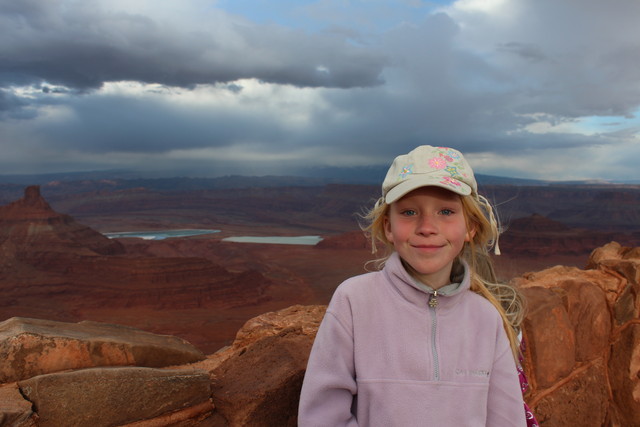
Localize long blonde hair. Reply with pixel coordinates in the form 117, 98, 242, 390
361, 193, 524, 363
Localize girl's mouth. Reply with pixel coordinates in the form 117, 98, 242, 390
412, 244, 444, 251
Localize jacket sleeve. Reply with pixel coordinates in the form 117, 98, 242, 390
486, 326, 528, 427
298, 300, 358, 427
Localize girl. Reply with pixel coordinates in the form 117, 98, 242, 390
299, 145, 532, 426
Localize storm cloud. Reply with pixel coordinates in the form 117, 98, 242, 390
1, 0, 639, 181
0, 0, 386, 90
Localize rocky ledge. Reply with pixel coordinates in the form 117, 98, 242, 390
1, 242, 639, 426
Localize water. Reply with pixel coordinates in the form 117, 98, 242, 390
104, 229, 221, 240
103, 229, 322, 245
221, 235, 323, 245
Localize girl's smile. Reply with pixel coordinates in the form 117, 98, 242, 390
383, 186, 474, 289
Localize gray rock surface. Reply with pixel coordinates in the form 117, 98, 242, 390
0, 317, 205, 383
18, 367, 212, 427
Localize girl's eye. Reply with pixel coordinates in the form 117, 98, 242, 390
401, 209, 417, 216
439, 208, 454, 216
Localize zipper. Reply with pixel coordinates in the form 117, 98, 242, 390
428, 290, 439, 308
428, 291, 440, 381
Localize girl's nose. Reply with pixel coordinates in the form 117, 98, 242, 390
415, 214, 438, 235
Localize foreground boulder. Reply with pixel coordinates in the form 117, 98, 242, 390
0, 306, 324, 426
202, 305, 325, 426
515, 242, 640, 426
18, 367, 212, 427
0, 317, 205, 383
0, 383, 36, 427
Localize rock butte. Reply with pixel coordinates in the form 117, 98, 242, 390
0, 186, 276, 353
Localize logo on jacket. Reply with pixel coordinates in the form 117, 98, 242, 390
455, 368, 490, 378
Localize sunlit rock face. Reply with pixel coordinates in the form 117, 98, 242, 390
0, 317, 212, 427
514, 242, 640, 426
0, 307, 323, 426
0, 317, 205, 383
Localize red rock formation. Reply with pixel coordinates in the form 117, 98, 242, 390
19, 367, 212, 427
201, 305, 325, 426
513, 242, 640, 426
499, 213, 637, 256
0, 317, 205, 383
0, 318, 214, 427
0, 186, 273, 350
0, 185, 125, 256
0, 308, 324, 426
0, 383, 35, 427
316, 230, 371, 250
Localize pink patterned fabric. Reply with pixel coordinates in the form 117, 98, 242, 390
518, 342, 539, 427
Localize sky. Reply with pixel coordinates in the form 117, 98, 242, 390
1, 0, 640, 182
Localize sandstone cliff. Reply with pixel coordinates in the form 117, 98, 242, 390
1, 242, 639, 426
514, 242, 640, 426
499, 213, 638, 256
0, 185, 125, 257
0, 186, 273, 350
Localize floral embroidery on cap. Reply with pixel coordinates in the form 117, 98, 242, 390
399, 165, 413, 179
445, 165, 459, 176
428, 157, 447, 169
426, 148, 469, 191
440, 176, 461, 188
442, 148, 461, 160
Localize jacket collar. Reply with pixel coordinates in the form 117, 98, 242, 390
383, 252, 471, 308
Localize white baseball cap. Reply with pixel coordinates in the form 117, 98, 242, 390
382, 145, 477, 204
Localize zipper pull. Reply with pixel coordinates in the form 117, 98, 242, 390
428, 290, 438, 308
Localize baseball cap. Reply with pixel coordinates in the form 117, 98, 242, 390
382, 145, 478, 204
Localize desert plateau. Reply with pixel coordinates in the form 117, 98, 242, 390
1, 177, 639, 353
1, 177, 640, 426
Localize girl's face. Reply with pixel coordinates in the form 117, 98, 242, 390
384, 186, 474, 289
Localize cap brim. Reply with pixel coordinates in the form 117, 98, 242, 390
384, 176, 472, 204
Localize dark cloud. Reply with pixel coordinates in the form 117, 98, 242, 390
0, 89, 23, 112
0, 0, 639, 181
0, 88, 38, 119
496, 42, 548, 63
36, 93, 294, 154
451, 0, 640, 119
0, 0, 386, 91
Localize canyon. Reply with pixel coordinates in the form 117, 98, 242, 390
1, 181, 639, 353
1, 180, 640, 425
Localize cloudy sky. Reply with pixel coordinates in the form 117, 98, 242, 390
1, 0, 640, 182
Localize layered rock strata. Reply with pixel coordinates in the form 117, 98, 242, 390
0, 186, 271, 320
499, 214, 638, 256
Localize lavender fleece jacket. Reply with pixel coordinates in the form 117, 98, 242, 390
299, 253, 527, 426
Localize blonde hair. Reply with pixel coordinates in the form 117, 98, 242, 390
361, 194, 524, 363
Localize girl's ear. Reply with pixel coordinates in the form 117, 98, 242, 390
383, 214, 394, 243
465, 226, 476, 242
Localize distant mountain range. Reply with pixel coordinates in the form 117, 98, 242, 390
0, 167, 638, 188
